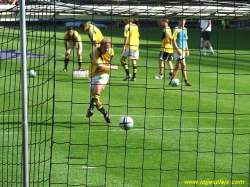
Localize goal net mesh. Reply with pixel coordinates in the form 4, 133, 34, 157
0, 0, 249, 186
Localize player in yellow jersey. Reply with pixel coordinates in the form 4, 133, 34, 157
80, 21, 104, 48
86, 38, 118, 123
153, 19, 174, 79
120, 19, 140, 81
61, 27, 83, 72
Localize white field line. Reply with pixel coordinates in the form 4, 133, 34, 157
2, 127, 250, 135
82, 166, 96, 169
1, 114, 250, 120
40, 127, 250, 134
1, 114, 250, 134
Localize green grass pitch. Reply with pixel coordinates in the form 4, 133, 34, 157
0, 25, 250, 187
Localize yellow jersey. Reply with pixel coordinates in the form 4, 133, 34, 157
160, 26, 173, 53
63, 30, 82, 47
124, 23, 140, 50
89, 47, 114, 78
88, 24, 104, 45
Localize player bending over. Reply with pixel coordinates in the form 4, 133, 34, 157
61, 27, 83, 72
80, 21, 104, 49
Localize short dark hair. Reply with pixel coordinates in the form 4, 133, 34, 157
67, 26, 74, 31
80, 21, 91, 28
79, 22, 86, 28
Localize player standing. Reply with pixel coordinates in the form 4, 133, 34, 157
200, 20, 215, 55
153, 19, 173, 79
120, 19, 140, 81
170, 19, 191, 86
199, 20, 203, 48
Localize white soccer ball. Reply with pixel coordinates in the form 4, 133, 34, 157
29, 70, 36, 77
171, 78, 180, 86
119, 116, 134, 130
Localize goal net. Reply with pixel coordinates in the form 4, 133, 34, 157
0, 1, 56, 185
0, 0, 249, 186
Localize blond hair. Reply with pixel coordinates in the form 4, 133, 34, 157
100, 38, 112, 46
124, 19, 134, 23
161, 19, 169, 23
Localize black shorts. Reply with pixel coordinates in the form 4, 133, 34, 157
159, 51, 173, 61
202, 31, 211, 40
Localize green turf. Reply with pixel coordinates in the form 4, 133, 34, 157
1, 26, 250, 186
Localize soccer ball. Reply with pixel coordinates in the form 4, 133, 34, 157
29, 70, 36, 77
171, 78, 180, 86
119, 116, 134, 130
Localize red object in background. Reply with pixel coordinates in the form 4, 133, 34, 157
137, 19, 141, 27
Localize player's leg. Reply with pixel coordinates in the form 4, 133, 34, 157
166, 60, 173, 79
201, 38, 207, 55
86, 87, 96, 118
95, 95, 111, 123
181, 59, 191, 86
172, 60, 181, 80
159, 59, 164, 76
129, 49, 139, 81
95, 82, 111, 123
169, 60, 181, 85
77, 49, 82, 70
154, 58, 164, 79
171, 52, 182, 79
200, 37, 203, 48
204, 31, 214, 54
169, 52, 183, 85
77, 46, 83, 70
86, 83, 104, 117
166, 54, 173, 79
62, 49, 71, 72
201, 32, 207, 55
120, 55, 130, 81
207, 41, 214, 55
130, 59, 137, 81
181, 59, 187, 80
86, 75, 111, 123
86, 76, 98, 117
201, 39, 208, 55
62, 43, 71, 72
154, 51, 164, 79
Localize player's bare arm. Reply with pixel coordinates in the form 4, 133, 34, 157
186, 44, 189, 57
99, 65, 118, 71
123, 37, 129, 53
172, 39, 182, 56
